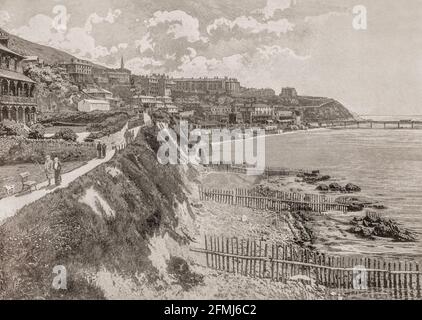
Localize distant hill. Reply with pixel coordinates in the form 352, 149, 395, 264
0, 28, 107, 69
0, 28, 75, 64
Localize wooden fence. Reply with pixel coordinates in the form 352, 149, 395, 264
199, 187, 349, 213
203, 164, 317, 177
193, 235, 422, 300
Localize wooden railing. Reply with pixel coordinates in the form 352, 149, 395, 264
0, 95, 37, 104
199, 187, 349, 213
192, 235, 422, 300
203, 164, 318, 177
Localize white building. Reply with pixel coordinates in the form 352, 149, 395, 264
78, 99, 110, 112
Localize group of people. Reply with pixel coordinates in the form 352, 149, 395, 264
124, 130, 136, 144
44, 155, 62, 187
96, 142, 107, 159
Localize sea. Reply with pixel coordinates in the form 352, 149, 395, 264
265, 117, 422, 258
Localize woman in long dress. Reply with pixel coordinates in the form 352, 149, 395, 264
53, 157, 62, 186
44, 155, 54, 186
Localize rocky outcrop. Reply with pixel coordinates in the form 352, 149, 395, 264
345, 183, 361, 192
316, 184, 329, 191
298, 171, 330, 184
335, 196, 385, 212
315, 182, 361, 194
349, 214, 417, 242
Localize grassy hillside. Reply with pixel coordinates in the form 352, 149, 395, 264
1, 28, 107, 69
301, 100, 355, 122
1, 28, 75, 64
0, 126, 198, 299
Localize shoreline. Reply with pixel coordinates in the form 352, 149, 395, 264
197, 170, 420, 261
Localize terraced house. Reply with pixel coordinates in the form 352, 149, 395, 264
0, 32, 37, 125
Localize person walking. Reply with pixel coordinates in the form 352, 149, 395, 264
96, 141, 102, 159
101, 143, 107, 158
53, 157, 62, 186
44, 155, 54, 187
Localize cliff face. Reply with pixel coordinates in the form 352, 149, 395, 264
0, 126, 199, 299
301, 100, 355, 122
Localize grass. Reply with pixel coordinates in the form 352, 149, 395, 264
0, 126, 192, 299
0, 161, 85, 199
44, 126, 88, 135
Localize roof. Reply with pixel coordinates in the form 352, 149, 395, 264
0, 43, 25, 58
81, 99, 109, 104
0, 69, 35, 83
83, 88, 112, 94
23, 56, 39, 61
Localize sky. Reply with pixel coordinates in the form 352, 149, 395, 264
0, 0, 421, 115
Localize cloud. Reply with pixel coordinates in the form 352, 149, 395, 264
0, 10, 11, 27
135, 32, 154, 53
85, 9, 122, 32
207, 16, 294, 36
125, 56, 163, 74
147, 10, 207, 43
258, 0, 293, 20
173, 45, 308, 88
257, 45, 310, 60
12, 9, 124, 60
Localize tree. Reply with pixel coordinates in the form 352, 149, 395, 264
0, 120, 28, 137
53, 128, 77, 142
28, 123, 46, 139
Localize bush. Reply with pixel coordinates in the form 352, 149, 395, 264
28, 123, 46, 139
54, 128, 77, 142
0, 120, 28, 137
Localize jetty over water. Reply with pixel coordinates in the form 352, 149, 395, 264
316, 120, 422, 129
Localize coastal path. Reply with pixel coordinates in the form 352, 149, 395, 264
0, 123, 143, 224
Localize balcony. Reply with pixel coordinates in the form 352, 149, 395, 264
0, 95, 37, 105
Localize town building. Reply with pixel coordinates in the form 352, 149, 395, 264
280, 87, 298, 98
173, 77, 241, 95
132, 94, 178, 114
59, 58, 93, 84
0, 31, 38, 125
92, 67, 110, 85
107, 57, 131, 85
82, 87, 121, 108
78, 99, 110, 112
22, 56, 44, 69
132, 74, 175, 97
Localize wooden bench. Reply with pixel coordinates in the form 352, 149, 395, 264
3, 184, 15, 196
19, 172, 37, 192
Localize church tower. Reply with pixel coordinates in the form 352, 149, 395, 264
120, 56, 124, 70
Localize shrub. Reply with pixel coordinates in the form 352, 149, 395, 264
0, 120, 28, 137
28, 123, 46, 139
54, 128, 77, 142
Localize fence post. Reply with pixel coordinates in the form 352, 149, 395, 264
205, 234, 209, 267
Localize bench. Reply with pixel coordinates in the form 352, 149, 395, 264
19, 172, 37, 192
3, 184, 15, 195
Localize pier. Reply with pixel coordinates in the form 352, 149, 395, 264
316, 120, 422, 130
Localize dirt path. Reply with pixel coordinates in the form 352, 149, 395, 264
0, 123, 141, 224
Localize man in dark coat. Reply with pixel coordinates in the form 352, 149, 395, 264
96, 141, 102, 159
101, 143, 107, 158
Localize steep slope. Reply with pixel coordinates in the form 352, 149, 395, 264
1, 28, 107, 69
301, 99, 355, 122
0, 126, 198, 299
0, 28, 75, 64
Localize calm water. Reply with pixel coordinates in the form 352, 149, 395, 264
265, 129, 422, 257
